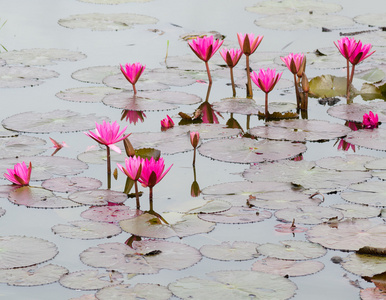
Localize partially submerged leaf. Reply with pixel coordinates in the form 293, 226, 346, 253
0, 135, 46, 159
0, 66, 59, 88
341, 253, 386, 277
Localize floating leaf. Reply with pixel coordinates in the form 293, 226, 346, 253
52, 220, 122, 239
341, 253, 386, 277
249, 191, 321, 210
212, 98, 263, 115
309, 75, 348, 98
341, 181, 386, 207
42, 177, 102, 193
198, 206, 272, 224
119, 212, 215, 238
169, 123, 241, 140
275, 206, 344, 225
250, 119, 351, 142
327, 102, 386, 123
81, 206, 142, 223
77, 149, 125, 164
80, 240, 202, 274
307, 219, 386, 251
0, 66, 59, 88
2, 110, 108, 133
58, 13, 158, 31
331, 204, 381, 219
59, 270, 123, 290
103, 74, 169, 91
68, 190, 127, 206
56, 86, 121, 103
8, 186, 81, 209
168, 270, 297, 300
0, 48, 86, 66
198, 138, 307, 164
144, 68, 196, 87
360, 287, 386, 300
345, 128, 386, 151
315, 154, 376, 171
0, 236, 58, 269
200, 241, 260, 261
164, 55, 222, 72
72, 65, 119, 84
251, 257, 324, 277
0, 135, 46, 158
96, 283, 172, 300
354, 13, 386, 27
0, 264, 68, 286
274, 223, 308, 233
256, 240, 327, 260
171, 199, 232, 214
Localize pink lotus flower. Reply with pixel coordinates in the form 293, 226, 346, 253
349, 41, 375, 65
362, 111, 378, 129
139, 157, 172, 188
237, 33, 263, 56
4, 161, 32, 186
334, 37, 359, 60
190, 132, 200, 149
117, 156, 143, 181
219, 48, 243, 68
85, 121, 131, 154
120, 62, 146, 94
188, 35, 223, 62
160, 115, 174, 130
280, 53, 304, 74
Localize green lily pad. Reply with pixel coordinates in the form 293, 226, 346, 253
251, 257, 324, 277
331, 204, 381, 219
200, 241, 260, 261
0, 264, 68, 286
59, 270, 123, 290
168, 270, 297, 300
341, 253, 386, 277
357, 68, 386, 83
345, 128, 386, 151
2, 110, 108, 133
56, 86, 121, 103
341, 181, 386, 207
274, 206, 344, 225
198, 206, 272, 224
0, 236, 58, 269
95, 283, 172, 300
0, 66, 59, 88
68, 190, 127, 206
309, 75, 348, 98
327, 102, 386, 123
0, 135, 46, 159
256, 240, 327, 260
315, 154, 376, 171
52, 220, 122, 239
81, 206, 142, 223
119, 212, 215, 238
0, 48, 86, 66
306, 219, 386, 251
80, 240, 202, 274
72, 65, 119, 84
58, 13, 158, 31
198, 138, 307, 164
42, 177, 102, 193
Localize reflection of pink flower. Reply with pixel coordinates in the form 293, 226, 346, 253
190, 131, 200, 149
122, 110, 146, 125
219, 48, 243, 68
250, 68, 282, 93
280, 53, 304, 74
160, 115, 174, 130
4, 161, 32, 186
188, 35, 223, 62
346, 121, 359, 131
85, 121, 130, 154
120, 63, 145, 85
199, 101, 221, 124
334, 37, 359, 60
139, 157, 172, 188
337, 139, 355, 152
237, 33, 263, 56
349, 41, 375, 65
363, 111, 379, 129
117, 156, 143, 181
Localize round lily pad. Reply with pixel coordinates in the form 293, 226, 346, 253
58, 13, 158, 31
52, 220, 122, 239
169, 123, 241, 140
72, 65, 119, 84
331, 204, 381, 219
198, 206, 272, 224
0, 236, 58, 269
171, 199, 232, 214
8, 186, 81, 209
0, 264, 68, 286
56, 86, 121, 103
315, 154, 376, 171
341, 181, 386, 207
274, 206, 344, 225
354, 13, 386, 27
0, 135, 46, 159
168, 270, 297, 300
119, 212, 215, 238
42, 177, 102, 193
2, 110, 109, 133
345, 128, 386, 151
96, 283, 172, 300
59, 270, 123, 290
200, 241, 260, 261
80, 240, 202, 274
250, 119, 351, 142
0, 48, 86, 66
327, 102, 386, 123
251, 257, 324, 277
198, 138, 307, 164
309, 75, 348, 98
341, 253, 386, 277
144, 68, 196, 87
212, 98, 263, 115
81, 205, 142, 223
249, 191, 321, 210
256, 240, 327, 260
0, 66, 59, 88
77, 149, 125, 165
306, 219, 386, 251
68, 190, 127, 206
103, 74, 169, 91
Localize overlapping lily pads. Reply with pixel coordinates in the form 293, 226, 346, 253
81, 206, 142, 223
200, 241, 260, 261
56, 86, 121, 103
0, 135, 46, 158
95, 283, 172, 300
198, 206, 272, 224
59, 270, 123, 290
2, 110, 108, 133
331, 204, 381, 219
345, 128, 386, 151
341, 253, 386, 277
103, 74, 169, 91
327, 102, 386, 123
72, 66, 118, 84
198, 138, 307, 164
80, 240, 202, 274
211, 98, 264, 115
274, 206, 344, 225
42, 177, 102, 193
58, 13, 158, 31
0, 66, 59, 88
77, 149, 125, 164
341, 181, 386, 207
52, 220, 122, 239
68, 190, 127, 206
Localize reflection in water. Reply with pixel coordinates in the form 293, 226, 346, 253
191, 164, 200, 198
121, 110, 146, 125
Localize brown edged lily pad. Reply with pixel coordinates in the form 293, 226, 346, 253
68, 189, 127, 206
341, 181, 386, 207
274, 206, 344, 225
95, 283, 172, 300
42, 177, 102, 193
341, 253, 386, 277
0, 66, 59, 88
59, 270, 123, 290
52, 220, 122, 239
200, 241, 260, 261
81, 206, 142, 223
198, 206, 272, 224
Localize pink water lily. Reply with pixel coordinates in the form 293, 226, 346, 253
139, 157, 172, 189
280, 53, 304, 75
362, 111, 378, 129
4, 161, 32, 186
85, 121, 130, 154
220, 48, 243, 97
349, 40, 375, 66
120, 62, 146, 95
334, 37, 358, 60
160, 115, 174, 130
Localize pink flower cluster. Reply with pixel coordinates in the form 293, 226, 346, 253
334, 37, 375, 66
362, 111, 378, 129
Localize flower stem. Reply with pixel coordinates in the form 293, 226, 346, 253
106, 147, 111, 190
294, 73, 301, 109
149, 186, 153, 211
192, 148, 196, 166
230, 67, 236, 97
132, 84, 137, 95
265, 92, 269, 117
346, 59, 350, 100
349, 64, 356, 84
246, 55, 253, 98
134, 181, 140, 209
205, 61, 212, 85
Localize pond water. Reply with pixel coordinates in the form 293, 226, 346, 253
0, 0, 385, 299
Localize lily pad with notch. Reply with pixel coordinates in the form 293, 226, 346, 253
331, 204, 381, 219
169, 123, 241, 140
315, 154, 376, 171
72, 65, 119, 84
0, 135, 46, 159
341, 253, 386, 277
77, 149, 126, 165
211, 98, 263, 115
274, 206, 344, 225
345, 128, 386, 151
327, 102, 386, 123
56, 86, 121, 103
103, 74, 169, 91
341, 181, 386, 207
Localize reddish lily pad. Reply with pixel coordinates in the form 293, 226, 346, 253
0, 66, 59, 88
200, 241, 260, 261
59, 270, 123, 290
96, 283, 172, 300
2, 110, 108, 133
0, 135, 46, 158
52, 220, 122, 239
0, 264, 68, 286
80, 240, 202, 274
42, 177, 102, 193
306, 219, 386, 251
198, 206, 272, 224
251, 257, 324, 277
81, 206, 142, 223
68, 190, 127, 206
327, 102, 386, 123
341, 253, 386, 277
341, 181, 386, 207
0, 236, 58, 269
360, 287, 386, 300
56, 86, 121, 103
198, 138, 307, 164
274, 206, 344, 225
